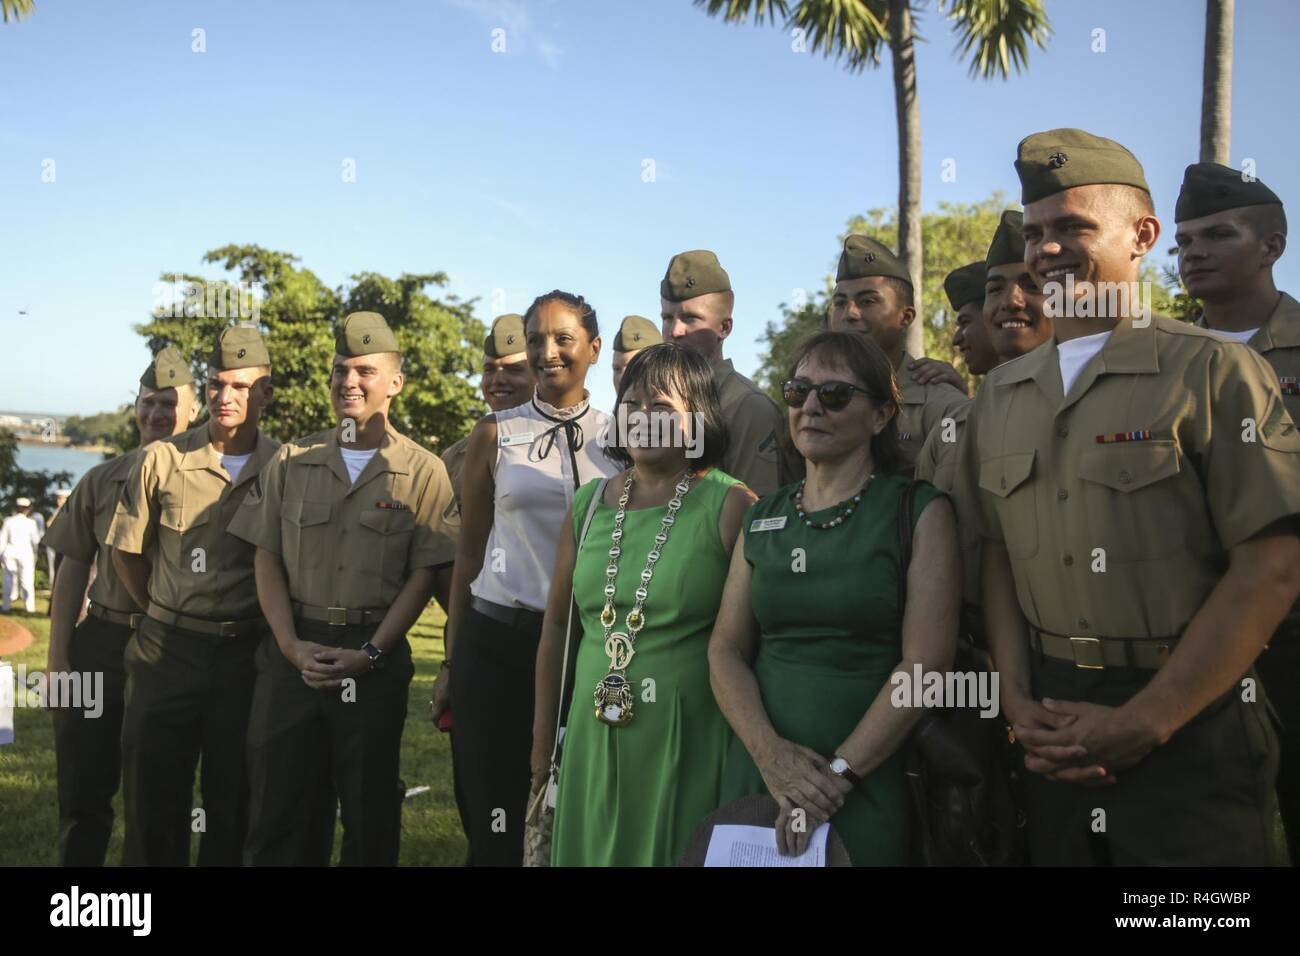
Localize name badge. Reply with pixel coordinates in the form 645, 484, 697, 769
749, 516, 787, 533
499, 432, 535, 447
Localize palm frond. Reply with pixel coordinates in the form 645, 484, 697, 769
942, 0, 1052, 79
2, 0, 35, 24
693, 0, 790, 26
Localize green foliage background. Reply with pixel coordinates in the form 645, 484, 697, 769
134, 245, 487, 452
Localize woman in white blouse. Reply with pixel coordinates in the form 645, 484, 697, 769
439, 289, 620, 866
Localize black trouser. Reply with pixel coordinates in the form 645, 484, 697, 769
120, 614, 263, 866
52, 614, 131, 866
1257, 614, 1300, 865
449, 604, 542, 867
1023, 655, 1284, 866
244, 620, 412, 866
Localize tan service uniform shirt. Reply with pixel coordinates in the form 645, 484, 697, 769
896, 351, 969, 474
1198, 291, 1300, 424
107, 425, 280, 619
226, 424, 458, 610
915, 398, 980, 609
955, 316, 1300, 641
440, 434, 469, 511
713, 358, 791, 497
44, 448, 144, 614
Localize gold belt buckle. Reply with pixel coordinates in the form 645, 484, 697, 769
327, 606, 348, 626
1069, 636, 1106, 670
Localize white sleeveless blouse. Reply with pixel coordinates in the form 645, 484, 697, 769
470, 391, 620, 612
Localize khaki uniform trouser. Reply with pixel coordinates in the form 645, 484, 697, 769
121, 614, 264, 866
1022, 655, 1286, 866
52, 614, 131, 866
243, 619, 412, 867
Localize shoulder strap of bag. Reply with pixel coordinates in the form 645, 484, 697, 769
896, 479, 921, 613
548, 477, 608, 767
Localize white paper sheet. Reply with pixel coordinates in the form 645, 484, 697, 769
703, 822, 829, 867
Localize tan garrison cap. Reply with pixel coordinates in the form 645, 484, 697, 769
944, 261, 986, 311
613, 315, 663, 352
209, 325, 271, 371
336, 311, 400, 357
484, 313, 526, 358
986, 210, 1027, 268
661, 250, 731, 302
836, 235, 912, 285
1015, 128, 1149, 204
1176, 162, 1284, 222
140, 345, 195, 390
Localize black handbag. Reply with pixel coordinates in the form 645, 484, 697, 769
895, 480, 1025, 866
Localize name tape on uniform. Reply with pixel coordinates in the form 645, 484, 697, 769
749, 516, 787, 533
499, 432, 535, 447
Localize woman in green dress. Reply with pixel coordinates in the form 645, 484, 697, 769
710, 330, 960, 864
531, 344, 757, 866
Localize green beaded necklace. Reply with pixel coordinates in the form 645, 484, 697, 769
793, 474, 874, 530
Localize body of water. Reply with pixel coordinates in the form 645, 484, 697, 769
15, 444, 110, 486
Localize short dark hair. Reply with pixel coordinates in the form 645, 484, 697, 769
604, 343, 728, 472
1239, 203, 1288, 240
883, 275, 914, 308
787, 330, 903, 475
524, 290, 600, 342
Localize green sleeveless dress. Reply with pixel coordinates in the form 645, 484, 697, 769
551, 468, 740, 866
718, 473, 943, 866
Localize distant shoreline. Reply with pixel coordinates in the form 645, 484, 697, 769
14, 438, 114, 454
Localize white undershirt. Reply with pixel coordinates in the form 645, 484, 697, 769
1057, 329, 1113, 396
1206, 327, 1260, 345
339, 446, 379, 484
219, 452, 253, 484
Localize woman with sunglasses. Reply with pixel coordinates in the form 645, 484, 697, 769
709, 330, 960, 864
443, 290, 621, 867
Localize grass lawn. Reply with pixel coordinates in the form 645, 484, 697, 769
0, 595, 468, 866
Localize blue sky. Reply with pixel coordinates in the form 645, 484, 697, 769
3, 0, 1298, 417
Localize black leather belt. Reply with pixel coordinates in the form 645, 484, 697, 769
292, 602, 386, 627
1032, 627, 1177, 671
146, 604, 265, 638
87, 601, 143, 629
470, 596, 544, 631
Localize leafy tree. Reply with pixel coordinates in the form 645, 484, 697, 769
63, 407, 133, 447
133, 245, 486, 452
0, 429, 73, 533
695, 0, 1052, 358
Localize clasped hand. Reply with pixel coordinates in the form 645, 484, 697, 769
1007, 695, 1164, 786
290, 639, 370, 690
755, 738, 853, 857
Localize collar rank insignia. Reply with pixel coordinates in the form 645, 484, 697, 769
1095, 429, 1153, 444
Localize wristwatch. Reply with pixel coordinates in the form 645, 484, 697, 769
361, 641, 388, 671
829, 755, 862, 787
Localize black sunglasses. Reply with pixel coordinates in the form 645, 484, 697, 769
780, 377, 871, 411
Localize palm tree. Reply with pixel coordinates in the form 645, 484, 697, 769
2, 0, 35, 23
1199, 0, 1233, 165
695, 0, 1050, 356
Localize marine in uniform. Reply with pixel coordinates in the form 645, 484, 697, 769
228, 312, 458, 866
108, 327, 279, 866
955, 128, 1300, 865
659, 250, 793, 496
441, 313, 533, 505
1175, 162, 1300, 862
828, 235, 968, 473
611, 314, 663, 391
918, 214, 1054, 646
43, 347, 199, 866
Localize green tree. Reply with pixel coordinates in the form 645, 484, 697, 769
695, 0, 1052, 358
63, 407, 133, 447
134, 246, 486, 452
